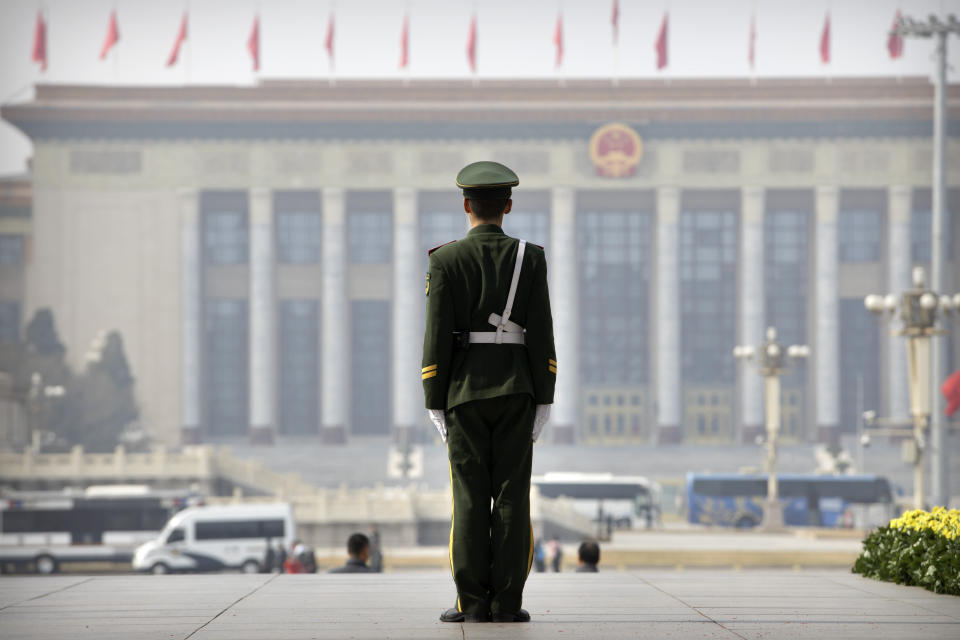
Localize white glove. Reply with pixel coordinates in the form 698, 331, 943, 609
532, 405, 551, 442
428, 409, 447, 442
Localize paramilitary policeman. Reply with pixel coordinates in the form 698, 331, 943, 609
421, 161, 557, 624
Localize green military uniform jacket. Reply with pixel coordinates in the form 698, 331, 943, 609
422, 223, 557, 411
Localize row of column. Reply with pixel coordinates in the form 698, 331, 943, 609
179, 184, 912, 445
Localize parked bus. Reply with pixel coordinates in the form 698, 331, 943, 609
0, 485, 199, 574
532, 472, 660, 530
685, 472, 895, 529
132, 503, 294, 574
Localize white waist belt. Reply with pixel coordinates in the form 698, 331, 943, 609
468, 239, 528, 347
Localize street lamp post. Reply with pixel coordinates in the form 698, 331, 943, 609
735, 327, 810, 530
865, 266, 960, 509
891, 12, 960, 510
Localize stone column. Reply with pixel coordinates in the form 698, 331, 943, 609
655, 186, 682, 443
549, 186, 578, 444
321, 187, 348, 444
248, 188, 275, 445
887, 185, 911, 423
740, 186, 765, 443
814, 185, 840, 443
392, 187, 421, 444
179, 188, 202, 445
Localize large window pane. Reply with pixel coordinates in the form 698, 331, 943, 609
350, 300, 391, 435
279, 300, 319, 434
838, 209, 881, 263
577, 210, 651, 385
680, 210, 738, 384
276, 212, 321, 264
0, 234, 25, 265
505, 209, 550, 253
420, 210, 466, 269
839, 298, 879, 433
204, 299, 248, 435
348, 211, 392, 264
203, 211, 248, 265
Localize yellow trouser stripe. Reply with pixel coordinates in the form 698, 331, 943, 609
548, 366, 557, 374
422, 370, 438, 380
448, 460, 460, 612
527, 520, 534, 577
548, 359, 557, 366
422, 364, 438, 373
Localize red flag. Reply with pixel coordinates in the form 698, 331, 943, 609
554, 14, 563, 68
748, 12, 756, 69
655, 12, 668, 70
99, 10, 120, 60
399, 14, 409, 69
611, 0, 619, 45
248, 14, 260, 71
819, 12, 830, 64
888, 9, 904, 59
32, 10, 47, 71
325, 13, 335, 66
166, 12, 188, 68
466, 14, 477, 72
943, 371, 960, 417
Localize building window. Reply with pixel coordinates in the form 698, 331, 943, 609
578, 210, 651, 385
420, 210, 466, 269
765, 209, 809, 397
0, 235, 25, 265
911, 209, 954, 263
276, 212, 321, 264
680, 210, 737, 385
0, 301, 20, 343
348, 211, 392, 264
839, 298, 879, 433
204, 299, 248, 436
279, 300, 319, 435
837, 209, 881, 263
350, 300, 391, 435
505, 209, 550, 253
203, 211, 248, 265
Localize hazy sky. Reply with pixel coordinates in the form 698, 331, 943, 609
0, 0, 958, 175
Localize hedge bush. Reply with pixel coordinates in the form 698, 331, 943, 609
852, 507, 960, 595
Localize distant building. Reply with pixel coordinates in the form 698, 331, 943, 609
0, 176, 30, 445
1, 78, 957, 447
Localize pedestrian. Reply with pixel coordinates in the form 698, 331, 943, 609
424, 161, 556, 624
283, 539, 304, 574
533, 539, 546, 573
328, 532, 375, 574
548, 537, 563, 573
576, 541, 600, 573
275, 540, 287, 573
261, 537, 275, 574
368, 525, 383, 573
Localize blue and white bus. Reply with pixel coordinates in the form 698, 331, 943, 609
685, 473, 894, 529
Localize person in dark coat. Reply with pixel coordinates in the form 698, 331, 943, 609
328, 532, 374, 574
576, 541, 600, 573
261, 537, 275, 573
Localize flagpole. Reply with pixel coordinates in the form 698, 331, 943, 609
113, 2, 119, 83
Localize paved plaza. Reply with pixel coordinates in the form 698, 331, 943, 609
1, 570, 958, 639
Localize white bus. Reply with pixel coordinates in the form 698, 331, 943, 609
132, 503, 294, 574
0, 485, 198, 574
533, 472, 661, 531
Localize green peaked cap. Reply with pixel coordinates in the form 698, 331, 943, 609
456, 160, 519, 200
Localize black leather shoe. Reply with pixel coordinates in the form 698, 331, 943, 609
491, 609, 530, 623
440, 607, 487, 623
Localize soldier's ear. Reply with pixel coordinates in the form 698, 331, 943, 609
503, 199, 513, 215
463, 198, 472, 215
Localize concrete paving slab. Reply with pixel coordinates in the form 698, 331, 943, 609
1, 570, 958, 640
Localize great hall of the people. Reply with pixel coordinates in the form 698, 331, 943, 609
0, 77, 957, 447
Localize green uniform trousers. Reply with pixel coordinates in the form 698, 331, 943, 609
446, 393, 535, 618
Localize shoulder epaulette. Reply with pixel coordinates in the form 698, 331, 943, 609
428, 240, 457, 256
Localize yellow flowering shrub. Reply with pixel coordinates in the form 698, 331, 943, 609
853, 507, 960, 595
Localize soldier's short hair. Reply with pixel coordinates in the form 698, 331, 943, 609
467, 197, 510, 221
578, 540, 600, 565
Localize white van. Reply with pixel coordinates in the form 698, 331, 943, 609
132, 503, 294, 574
